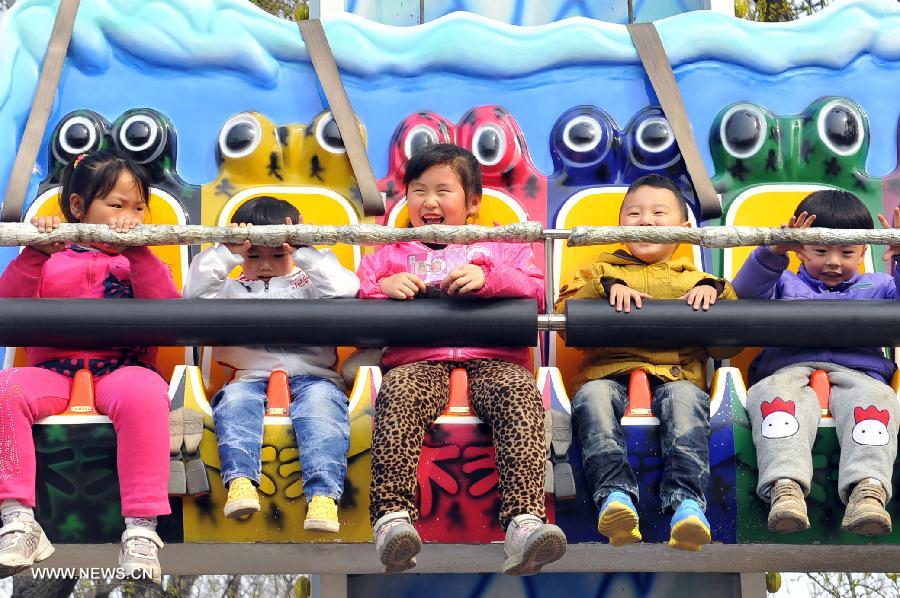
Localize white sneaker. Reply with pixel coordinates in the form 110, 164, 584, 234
119, 527, 164, 584
502, 514, 567, 576
0, 517, 54, 578
373, 511, 420, 573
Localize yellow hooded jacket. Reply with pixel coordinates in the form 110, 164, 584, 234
555, 250, 738, 391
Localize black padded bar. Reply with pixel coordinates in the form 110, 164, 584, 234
0, 299, 537, 348
565, 299, 900, 348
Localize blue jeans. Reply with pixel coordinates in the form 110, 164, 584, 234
212, 374, 350, 500
572, 377, 710, 511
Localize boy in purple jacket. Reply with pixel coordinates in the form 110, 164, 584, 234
733, 189, 899, 536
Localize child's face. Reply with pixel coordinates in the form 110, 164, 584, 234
406, 164, 480, 227
618, 185, 690, 264
796, 244, 866, 287
241, 245, 294, 281
71, 171, 147, 225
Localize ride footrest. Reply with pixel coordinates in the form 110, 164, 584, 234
550, 408, 576, 500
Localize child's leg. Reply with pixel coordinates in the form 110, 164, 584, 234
466, 359, 546, 526
747, 365, 820, 499
369, 361, 451, 526
828, 368, 898, 536
211, 379, 267, 488
0, 368, 71, 506
570, 378, 635, 508
651, 380, 710, 511
93, 366, 171, 517
467, 359, 566, 576
288, 376, 350, 500
652, 380, 712, 551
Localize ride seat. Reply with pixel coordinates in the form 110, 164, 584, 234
625, 368, 832, 418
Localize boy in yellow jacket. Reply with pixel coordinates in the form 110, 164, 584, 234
556, 174, 737, 551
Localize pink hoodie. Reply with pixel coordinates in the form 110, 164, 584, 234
0, 246, 180, 366
357, 241, 543, 369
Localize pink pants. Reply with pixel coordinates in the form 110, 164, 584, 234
0, 366, 171, 517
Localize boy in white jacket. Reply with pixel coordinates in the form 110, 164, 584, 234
184, 196, 359, 531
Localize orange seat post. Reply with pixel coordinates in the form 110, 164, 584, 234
266, 370, 290, 416
809, 369, 831, 417
64, 369, 96, 415
625, 370, 653, 417
444, 368, 473, 416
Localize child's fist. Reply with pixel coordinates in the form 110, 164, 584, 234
772, 211, 816, 256
380, 272, 426, 300
29, 215, 64, 255
441, 264, 486, 295
224, 222, 252, 256
877, 206, 900, 262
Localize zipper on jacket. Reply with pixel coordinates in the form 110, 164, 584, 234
264, 280, 270, 292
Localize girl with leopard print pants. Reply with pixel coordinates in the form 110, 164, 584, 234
357, 144, 566, 575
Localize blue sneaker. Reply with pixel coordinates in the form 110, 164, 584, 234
597, 491, 642, 546
669, 499, 711, 551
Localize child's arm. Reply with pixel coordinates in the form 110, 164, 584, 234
0, 247, 49, 298
554, 262, 649, 313
0, 216, 64, 298
461, 244, 546, 309
731, 246, 788, 299
182, 244, 243, 299
877, 207, 900, 299
293, 247, 360, 298
124, 246, 181, 298
732, 212, 815, 299
357, 246, 426, 300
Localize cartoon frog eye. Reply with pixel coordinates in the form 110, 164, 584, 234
472, 123, 506, 166
404, 125, 439, 159
563, 116, 602, 153
818, 99, 864, 156
114, 112, 167, 164
218, 113, 262, 159
634, 116, 677, 165
53, 113, 107, 164
720, 104, 768, 159
316, 113, 347, 154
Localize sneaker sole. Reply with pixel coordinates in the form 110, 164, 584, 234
503, 526, 567, 576
768, 508, 810, 533
224, 499, 261, 520
380, 530, 421, 573
843, 514, 892, 537
304, 518, 340, 533
598, 503, 642, 547
0, 535, 55, 578
669, 516, 711, 552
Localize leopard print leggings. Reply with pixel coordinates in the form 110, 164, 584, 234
369, 359, 546, 530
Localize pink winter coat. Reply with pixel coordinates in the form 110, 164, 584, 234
357, 241, 543, 370
0, 245, 180, 366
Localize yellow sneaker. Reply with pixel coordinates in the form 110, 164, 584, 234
304, 496, 340, 533
223, 478, 260, 519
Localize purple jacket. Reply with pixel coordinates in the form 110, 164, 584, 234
732, 246, 899, 384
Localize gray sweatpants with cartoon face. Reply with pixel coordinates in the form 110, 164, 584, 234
747, 362, 899, 504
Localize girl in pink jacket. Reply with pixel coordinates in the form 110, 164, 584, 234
359, 144, 566, 575
0, 150, 179, 582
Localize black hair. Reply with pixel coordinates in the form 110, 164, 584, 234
623, 174, 689, 221
794, 189, 873, 230
59, 149, 150, 223
231, 196, 300, 226
402, 143, 482, 207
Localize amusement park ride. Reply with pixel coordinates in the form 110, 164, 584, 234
0, 0, 899, 593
